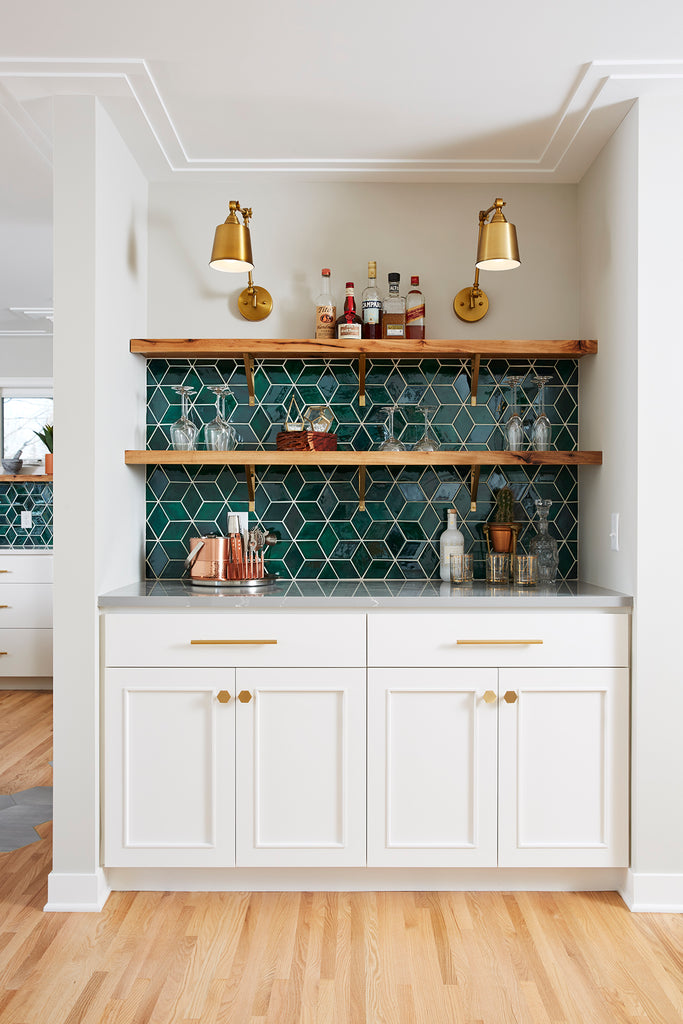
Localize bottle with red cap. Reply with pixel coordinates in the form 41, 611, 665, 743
314, 269, 336, 339
406, 275, 425, 339
335, 282, 363, 339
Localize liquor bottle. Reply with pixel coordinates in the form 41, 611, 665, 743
361, 260, 382, 339
439, 508, 465, 583
314, 269, 336, 340
381, 272, 406, 339
406, 275, 425, 339
335, 282, 363, 339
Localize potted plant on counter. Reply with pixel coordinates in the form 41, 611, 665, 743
34, 424, 53, 476
488, 484, 518, 553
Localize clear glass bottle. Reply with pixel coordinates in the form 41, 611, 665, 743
406, 275, 425, 339
529, 499, 559, 582
314, 269, 336, 339
335, 282, 363, 339
361, 260, 382, 339
439, 508, 464, 582
381, 272, 406, 339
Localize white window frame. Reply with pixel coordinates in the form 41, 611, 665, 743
0, 377, 54, 466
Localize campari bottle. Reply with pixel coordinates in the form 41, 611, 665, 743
361, 260, 382, 339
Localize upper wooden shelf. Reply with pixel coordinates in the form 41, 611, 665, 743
130, 338, 597, 359
0, 474, 53, 483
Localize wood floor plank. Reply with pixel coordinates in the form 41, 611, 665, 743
1, 692, 683, 1024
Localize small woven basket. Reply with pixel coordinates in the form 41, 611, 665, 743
276, 431, 338, 451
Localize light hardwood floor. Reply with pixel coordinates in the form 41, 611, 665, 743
1, 690, 682, 1024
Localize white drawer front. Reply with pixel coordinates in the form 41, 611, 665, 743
105, 612, 366, 668
0, 553, 53, 583
368, 612, 629, 668
0, 584, 52, 627
0, 628, 53, 676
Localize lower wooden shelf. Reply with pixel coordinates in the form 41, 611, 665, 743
0, 474, 53, 482
125, 449, 601, 511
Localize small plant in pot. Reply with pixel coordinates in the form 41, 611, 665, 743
34, 424, 53, 475
488, 484, 518, 553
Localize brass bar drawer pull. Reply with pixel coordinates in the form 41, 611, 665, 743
190, 639, 278, 646
216, 690, 232, 704
503, 691, 519, 703
0, 605, 9, 609
0, 569, 11, 574
456, 639, 543, 646
482, 690, 497, 704
0, 652, 8, 656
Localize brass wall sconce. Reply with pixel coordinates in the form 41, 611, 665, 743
209, 200, 273, 322
454, 198, 521, 323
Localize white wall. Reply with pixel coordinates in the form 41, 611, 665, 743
0, 336, 52, 377
48, 96, 147, 911
148, 182, 579, 340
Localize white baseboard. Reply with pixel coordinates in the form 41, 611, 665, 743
620, 870, 683, 912
0, 676, 52, 690
44, 868, 111, 912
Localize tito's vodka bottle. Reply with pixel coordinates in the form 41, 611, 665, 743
381, 272, 406, 339
406, 275, 425, 339
315, 269, 336, 339
361, 260, 382, 339
335, 282, 363, 339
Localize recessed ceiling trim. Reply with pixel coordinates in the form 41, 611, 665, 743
1, 57, 683, 182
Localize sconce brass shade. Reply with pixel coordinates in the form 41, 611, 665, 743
209, 202, 254, 272
454, 197, 521, 322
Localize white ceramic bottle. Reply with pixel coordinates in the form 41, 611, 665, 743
439, 508, 465, 582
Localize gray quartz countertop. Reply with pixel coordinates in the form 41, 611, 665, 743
98, 578, 632, 609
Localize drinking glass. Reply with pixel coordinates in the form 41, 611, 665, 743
513, 554, 538, 586
486, 552, 510, 584
170, 385, 199, 450
531, 375, 552, 450
504, 376, 525, 451
378, 406, 406, 451
413, 405, 439, 452
205, 385, 237, 451
450, 552, 473, 583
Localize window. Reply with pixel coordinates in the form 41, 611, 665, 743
0, 380, 53, 465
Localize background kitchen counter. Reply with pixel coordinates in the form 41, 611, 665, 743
98, 579, 631, 610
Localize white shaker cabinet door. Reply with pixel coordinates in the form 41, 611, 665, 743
498, 667, 629, 868
367, 668, 499, 867
235, 667, 366, 867
104, 668, 236, 867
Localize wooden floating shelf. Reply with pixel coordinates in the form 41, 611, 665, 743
125, 449, 601, 512
0, 474, 53, 482
131, 338, 598, 407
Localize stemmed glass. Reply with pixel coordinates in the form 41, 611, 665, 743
413, 405, 439, 452
531, 375, 552, 450
503, 376, 525, 451
170, 385, 198, 450
378, 405, 406, 451
205, 385, 237, 451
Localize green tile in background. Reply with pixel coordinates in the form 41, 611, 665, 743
0, 482, 53, 548
146, 358, 579, 581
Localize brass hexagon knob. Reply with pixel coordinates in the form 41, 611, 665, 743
503, 690, 518, 704
216, 690, 231, 704
238, 690, 253, 703
482, 690, 497, 704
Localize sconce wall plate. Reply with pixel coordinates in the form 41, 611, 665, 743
238, 281, 274, 322
454, 286, 489, 323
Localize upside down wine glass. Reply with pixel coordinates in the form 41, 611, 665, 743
170, 385, 199, 450
378, 405, 405, 451
205, 385, 237, 451
413, 405, 440, 452
504, 376, 524, 451
531, 375, 552, 451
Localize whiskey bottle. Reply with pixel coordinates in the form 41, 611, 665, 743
361, 260, 382, 339
381, 272, 406, 339
314, 269, 336, 339
406, 275, 425, 339
335, 282, 363, 339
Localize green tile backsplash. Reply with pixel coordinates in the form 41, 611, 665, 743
145, 358, 579, 581
0, 481, 53, 548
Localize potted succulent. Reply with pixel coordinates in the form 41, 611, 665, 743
34, 424, 53, 475
488, 484, 518, 553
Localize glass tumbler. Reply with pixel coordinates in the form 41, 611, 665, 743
450, 552, 473, 583
513, 554, 538, 586
486, 552, 510, 584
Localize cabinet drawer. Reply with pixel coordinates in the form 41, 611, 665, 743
368, 612, 628, 668
0, 628, 53, 676
0, 554, 53, 583
104, 612, 366, 668
0, 584, 52, 627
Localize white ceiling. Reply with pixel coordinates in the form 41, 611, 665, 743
2, 0, 683, 332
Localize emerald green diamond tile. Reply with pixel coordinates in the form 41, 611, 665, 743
293, 520, 323, 542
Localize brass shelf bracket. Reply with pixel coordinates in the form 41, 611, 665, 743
358, 353, 366, 407
469, 354, 481, 406
245, 464, 256, 512
358, 464, 366, 511
243, 354, 255, 406
469, 464, 481, 511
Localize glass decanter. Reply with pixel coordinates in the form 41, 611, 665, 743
205, 385, 237, 451
170, 385, 198, 450
413, 405, 439, 452
529, 498, 559, 582
378, 405, 406, 451
504, 375, 524, 451
531, 375, 552, 451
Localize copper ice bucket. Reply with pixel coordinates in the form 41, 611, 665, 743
184, 534, 231, 582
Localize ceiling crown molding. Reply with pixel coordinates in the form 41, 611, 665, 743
1, 57, 683, 182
